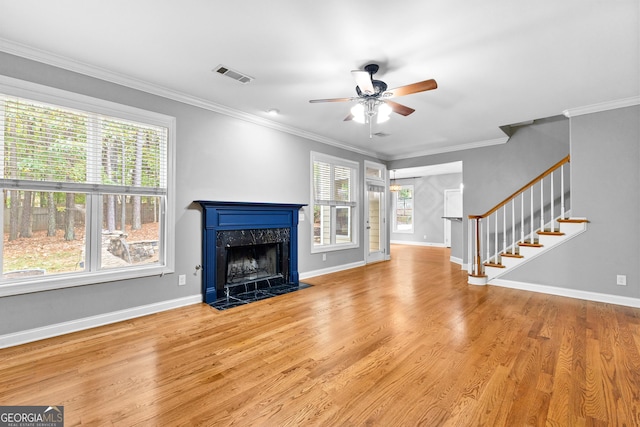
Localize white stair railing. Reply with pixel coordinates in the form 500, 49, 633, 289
468, 155, 571, 279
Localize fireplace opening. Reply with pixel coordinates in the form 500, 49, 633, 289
226, 243, 283, 285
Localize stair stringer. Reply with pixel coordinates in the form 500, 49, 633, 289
483, 219, 588, 282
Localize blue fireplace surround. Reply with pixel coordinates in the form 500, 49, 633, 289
196, 201, 306, 303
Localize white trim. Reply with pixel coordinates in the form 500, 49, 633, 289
468, 275, 487, 286
0, 38, 380, 159
4, 39, 638, 161
300, 261, 366, 280
0, 295, 202, 349
364, 160, 386, 184
390, 240, 447, 248
0, 75, 177, 295
563, 96, 640, 118
490, 279, 640, 309
310, 152, 360, 254
450, 256, 463, 265
385, 137, 509, 161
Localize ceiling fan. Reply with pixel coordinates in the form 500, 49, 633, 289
309, 63, 437, 136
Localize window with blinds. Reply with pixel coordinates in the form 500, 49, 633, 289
1, 98, 167, 192
311, 152, 359, 251
0, 81, 174, 296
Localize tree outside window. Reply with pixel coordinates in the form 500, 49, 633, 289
0, 85, 173, 295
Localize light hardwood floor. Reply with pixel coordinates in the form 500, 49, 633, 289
1, 245, 639, 426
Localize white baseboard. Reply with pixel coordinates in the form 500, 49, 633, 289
300, 261, 366, 280
0, 294, 202, 349
490, 279, 640, 308
450, 256, 463, 265
390, 240, 447, 248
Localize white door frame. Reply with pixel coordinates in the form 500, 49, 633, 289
364, 161, 387, 263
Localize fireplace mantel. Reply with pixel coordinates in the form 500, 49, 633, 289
196, 201, 306, 303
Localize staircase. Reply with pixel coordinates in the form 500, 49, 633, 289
467, 155, 588, 285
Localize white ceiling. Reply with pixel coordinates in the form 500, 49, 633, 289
0, 0, 638, 161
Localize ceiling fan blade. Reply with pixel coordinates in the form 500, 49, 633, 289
343, 113, 354, 121
382, 79, 438, 98
309, 97, 355, 103
385, 100, 415, 116
351, 70, 375, 95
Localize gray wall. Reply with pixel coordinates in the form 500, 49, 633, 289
391, 173, 462, 245
503, 105, 639, 298
0, 51, 635, 338
0, 52, 379, 335
389, 116, 571, 263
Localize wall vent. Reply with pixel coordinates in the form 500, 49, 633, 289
213, 65, 254, 84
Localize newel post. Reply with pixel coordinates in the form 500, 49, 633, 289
468, 215, 487, 285
474, 217, 483, 276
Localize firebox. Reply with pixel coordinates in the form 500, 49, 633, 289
226, 243, 282, 285
196, 201, 306, 303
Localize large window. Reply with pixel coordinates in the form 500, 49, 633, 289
311, 152, 359, 252
0, 77, 174, 296
393, 185, 414, 233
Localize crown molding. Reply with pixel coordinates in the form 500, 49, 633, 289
383, 137, 509, 161
563, 96, 640, 118
0, 38, 380, 159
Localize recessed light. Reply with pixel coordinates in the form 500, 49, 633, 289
267, 109, 279, 116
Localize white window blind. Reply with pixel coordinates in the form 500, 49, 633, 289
0, 96, 167, 195
313, 161, 357, 207
311, 152, 359, 252
0, 78, 174, 297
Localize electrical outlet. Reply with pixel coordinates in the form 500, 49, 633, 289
322, 253, 327, 262
178, 274, 186, 286
616, 275, 627, 286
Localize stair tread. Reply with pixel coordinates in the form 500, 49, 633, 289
557, 218, 589, 223
537, 230, 565, 236
519, 241, 543, 247
501, 252, 524, 258
484, 262, 506, 268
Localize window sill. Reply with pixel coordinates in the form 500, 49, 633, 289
311, 243, 359, 254
0, 265, 173, 297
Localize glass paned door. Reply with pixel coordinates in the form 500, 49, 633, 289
366, 183, 386, 263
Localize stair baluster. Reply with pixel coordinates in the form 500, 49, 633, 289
467, 155, 573, 284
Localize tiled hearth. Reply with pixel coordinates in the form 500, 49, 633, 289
209, 280, 312, 310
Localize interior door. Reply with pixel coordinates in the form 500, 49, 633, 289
365, 182, 386, 263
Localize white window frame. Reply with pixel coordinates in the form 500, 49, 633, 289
310, 152, 359, 253
0, 76, 175, 297
393, 184, 414, 234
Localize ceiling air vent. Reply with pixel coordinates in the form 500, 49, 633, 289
213, 65, 254, 84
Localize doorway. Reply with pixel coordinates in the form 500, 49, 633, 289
364, 161, 387, 263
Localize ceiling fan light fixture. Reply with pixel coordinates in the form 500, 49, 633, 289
351, 103, 366, 123
377, 114, 390, 124
376, 102, 392, 123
